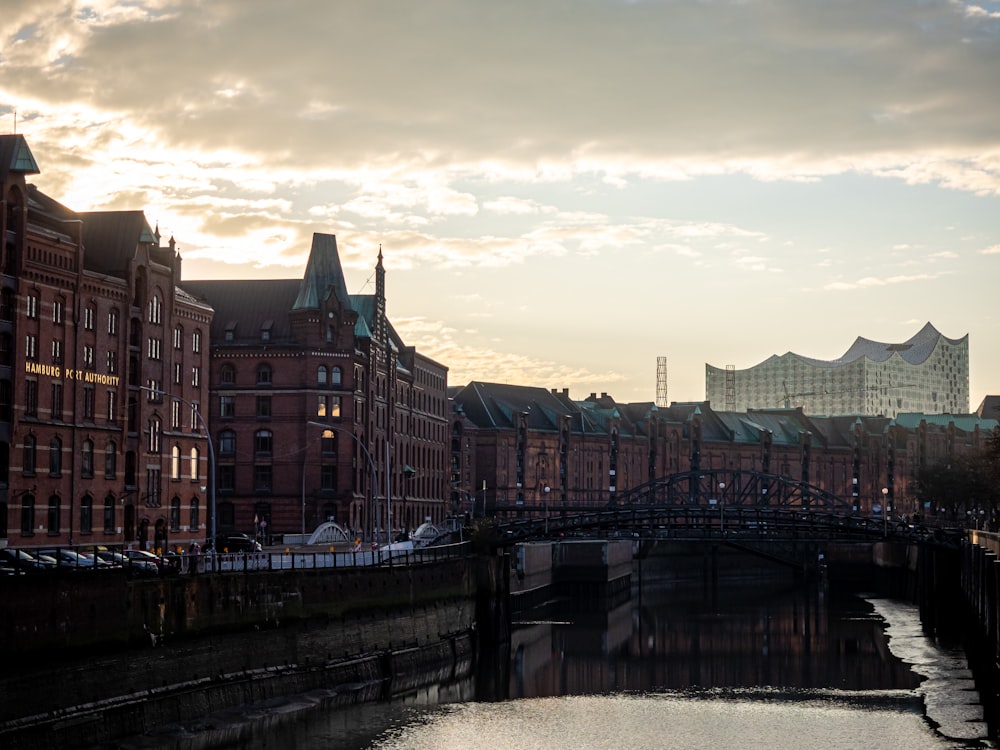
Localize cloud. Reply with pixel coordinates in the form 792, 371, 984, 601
981, 244, 1000, 255
823, 272, 950, 291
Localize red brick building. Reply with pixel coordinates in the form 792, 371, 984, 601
184, 238, 449, 543
0, 135, 213, 552
450, 382, 998, 522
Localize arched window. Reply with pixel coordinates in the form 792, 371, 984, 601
254, 429, 273, 455
331, 366, 342, 386
320, 429, 336, 455
317, 365, 327, 385
170, 497, 181, 531
148, 292, 162, 325
47, 495, 60, 535
148, 417, 161, 453
22, 435, 36, 475
49, 436, 62, 477
190, 497, 200, 532
105, 441, 117, 479
190, 446, 200, 481
103, 494, 115, 533
20, 494, 35, 535
81, 439, 94, 478
219, 429, 236, 455
80, 495, 93, 533
171, 444, 181, 479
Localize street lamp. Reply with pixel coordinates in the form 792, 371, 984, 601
306, 421, 380, 544
543, 485, 551, 534
881, 487, 889, 537
141, 386, 215, 545
719, 482, 726, 532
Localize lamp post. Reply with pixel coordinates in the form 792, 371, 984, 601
881, 487, 889, 537
719, 482, 726, 533
140, 386, 215, 546
306, 421, 379, 543
543, 485, 551, 534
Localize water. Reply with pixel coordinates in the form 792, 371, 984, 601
171, 562, 995, 749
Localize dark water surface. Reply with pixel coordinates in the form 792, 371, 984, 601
139, 559, 994, 749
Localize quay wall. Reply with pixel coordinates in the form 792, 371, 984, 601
0, 556, 489, 748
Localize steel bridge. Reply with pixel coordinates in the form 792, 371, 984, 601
496, 469, 960, 548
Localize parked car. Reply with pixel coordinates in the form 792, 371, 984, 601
38, 548, 103, 570
212, 533, 263, 553
0, 548, 55, 572
123, 549, 175, 575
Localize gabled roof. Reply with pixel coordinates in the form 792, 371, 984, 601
0, 134, 40, 177
293, 233, 350, 311
183, 279, 301, 344
78, 210, 158, 277
453, 382, 575, 432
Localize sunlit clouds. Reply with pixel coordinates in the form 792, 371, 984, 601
2, 0, 998, 404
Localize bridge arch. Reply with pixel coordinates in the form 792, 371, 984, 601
614, 469, 852, 513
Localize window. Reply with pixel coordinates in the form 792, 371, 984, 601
47, 496, 60, 535
171, 399, 181, 429
192, 329, 201, 353
52, 299, 64, 324
26, 294, 39, 319
256, 364, 272, 384
83, 344, 95, 369
81, 439, 94, 478
148, 417, 161, 453
253, 464, 272, 493
148, 293, 162, 325
254, 429, 273, 455
191, 366, 200, 387
170, 497, 181, 531
51, 382, 63, 420
221, 364, 235, 384
190, 403, 201, 432
103, 495, 115, 533
256, 396, 271, 419
23, 435, 36, 475
320, 429, 336, 455
49, 436, 62, 476
25, 379, 37, 417
329, 395, 341, 418
317, 395, 328, 419
173, 325, 183, 349
321, 464, 337, 491
190, 497, 200, 532
260, 320, 273, 342
146, 467, 162, 507
220, 395, 235, 418
331, 366, 342, 386
171, 445, 181, 479
83, 385, 95, 419
51, 339, 63, 364
20, 495, 35, 534
83, 306, 95, 331
219, 430, 236, 455
173, 362, 182, 385
25, 334, 37, 362
190, 447, 200, 480
108, 308, 119, 335
146, 379, 161, 400
317, 366, 327, 385
80, 495, 93, 533
0, 289, 12, 320
107, 350, 118, 373
147, 337, 162, 360
106, 390, 116, 423
218, 465, 235, 492
105, 442, 117, 479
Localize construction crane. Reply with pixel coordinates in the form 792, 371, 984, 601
778, 381, 916, 409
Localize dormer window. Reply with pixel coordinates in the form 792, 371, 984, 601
260, 320, 273, 342
224, 321, 236, 342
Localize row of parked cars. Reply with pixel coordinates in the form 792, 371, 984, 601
0, 533, 264, 577
0, 546, 177, 577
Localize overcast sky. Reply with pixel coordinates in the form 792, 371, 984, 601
3, 0, 998, 409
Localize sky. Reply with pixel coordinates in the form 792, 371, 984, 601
2, 0, 999, 409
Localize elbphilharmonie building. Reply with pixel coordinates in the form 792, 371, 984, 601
705, 323, 969, 418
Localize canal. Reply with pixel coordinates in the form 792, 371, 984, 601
140, 550, 995, 750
